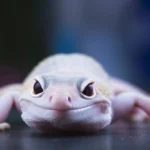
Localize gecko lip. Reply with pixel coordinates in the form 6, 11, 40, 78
20, 100, 111, 112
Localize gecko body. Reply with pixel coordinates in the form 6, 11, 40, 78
0, 53, 150, 132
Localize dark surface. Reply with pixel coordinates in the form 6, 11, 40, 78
0, 121, 150, 150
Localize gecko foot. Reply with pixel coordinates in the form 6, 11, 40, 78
127, 107, 150, 123
0, 122, 11, 131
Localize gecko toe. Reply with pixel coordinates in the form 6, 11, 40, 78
0, 122, 11, 131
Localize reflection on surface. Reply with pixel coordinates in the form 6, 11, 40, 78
0, 122, 150, 150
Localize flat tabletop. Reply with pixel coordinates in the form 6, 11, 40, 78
0, 121, 150, 150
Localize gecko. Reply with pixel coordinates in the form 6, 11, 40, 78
0, 53, 150, 133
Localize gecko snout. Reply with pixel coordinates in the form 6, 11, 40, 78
48, 94, 72, 111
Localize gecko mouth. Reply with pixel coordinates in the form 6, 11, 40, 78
20, 99, 110, 112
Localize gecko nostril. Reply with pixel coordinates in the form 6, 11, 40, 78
68, 96, 72, 103
49, 96, 53, 101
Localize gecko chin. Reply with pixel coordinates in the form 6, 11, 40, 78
20, 100, 112, 133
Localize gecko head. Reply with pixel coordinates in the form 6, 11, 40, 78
20, 73, 113, 133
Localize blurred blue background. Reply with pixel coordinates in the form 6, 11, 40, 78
0, 0, 150, 90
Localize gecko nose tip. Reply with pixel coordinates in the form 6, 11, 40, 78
49, 95, 72, 103
48, 94, 72, 110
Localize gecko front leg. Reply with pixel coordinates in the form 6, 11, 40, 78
112, 92, 150, 121
0, 91, 21, 131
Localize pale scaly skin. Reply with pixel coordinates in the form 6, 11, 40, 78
0, 53, 150, 132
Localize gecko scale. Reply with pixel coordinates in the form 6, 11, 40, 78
0, 53, 150, 132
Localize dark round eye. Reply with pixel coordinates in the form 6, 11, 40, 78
33, 80, 43, 94
82, 83, 94, 97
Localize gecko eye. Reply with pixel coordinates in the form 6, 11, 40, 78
33, 80, 43, 94
81, 82, 96, 98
